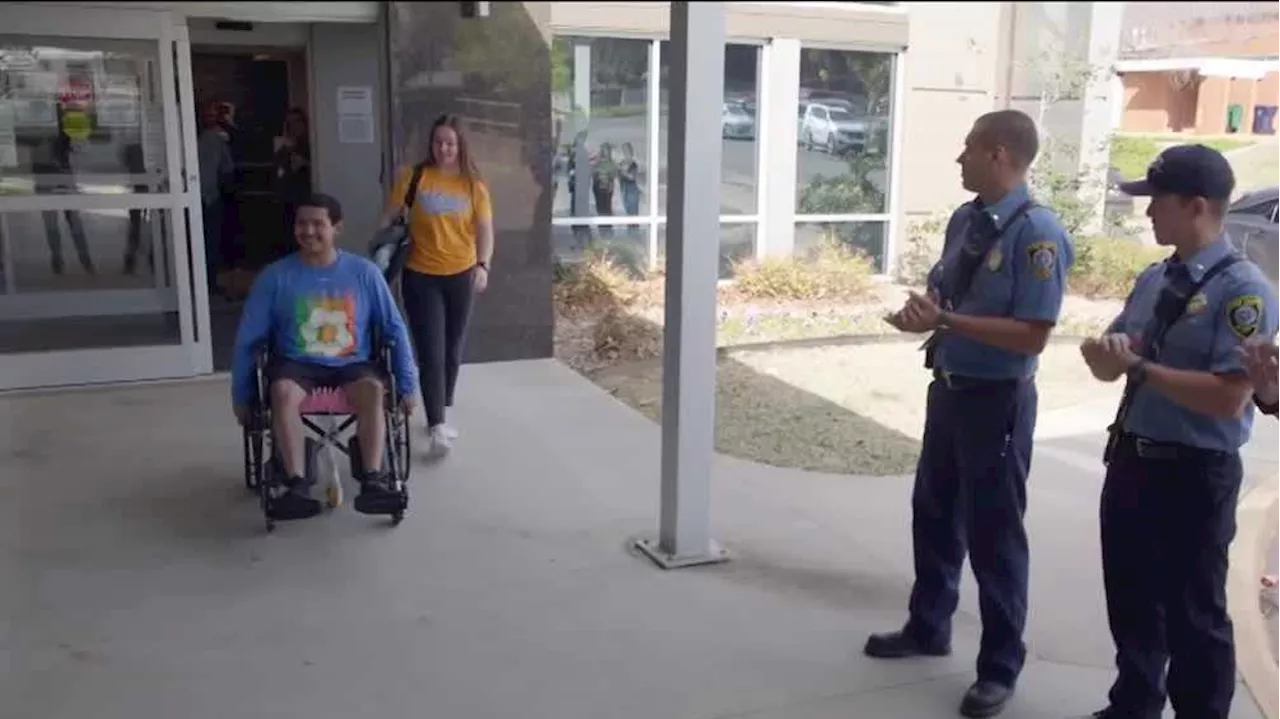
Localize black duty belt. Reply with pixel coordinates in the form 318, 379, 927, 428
1117, 432, 1230, 461
932, 369, 1029, 390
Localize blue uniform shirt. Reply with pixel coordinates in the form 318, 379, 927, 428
926, 183, 1074, 379
1108, 236, 1279, 451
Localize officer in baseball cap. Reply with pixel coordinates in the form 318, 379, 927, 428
1077, 144, 1278, 718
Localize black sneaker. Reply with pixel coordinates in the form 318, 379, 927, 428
354, 471, 405, 516
268, 477, 323, 521
863, 629, 951, 659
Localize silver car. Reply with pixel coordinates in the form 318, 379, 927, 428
722, 100, 755, 141
798, 102, 867, 155
1225, 186, 1278, 287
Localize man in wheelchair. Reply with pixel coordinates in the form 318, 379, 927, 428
231, 193, 418, 521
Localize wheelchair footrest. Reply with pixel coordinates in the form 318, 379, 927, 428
353, 487, 407, 516
266, 492, 324, 521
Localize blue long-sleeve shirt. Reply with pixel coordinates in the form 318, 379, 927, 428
230, 251, 418, 406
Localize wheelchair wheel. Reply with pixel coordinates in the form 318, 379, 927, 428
243, 429, 264, 491
388, 408, 412, 485
259, 449, 279, 533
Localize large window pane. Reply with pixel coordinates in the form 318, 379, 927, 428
551, 36, 650, 219
0, 36, 170, 196
657, 221, 757, 279
0, 208, 182, 353
795, 49, 893, 215
658, 42, 760, 216
795, 221, 887, 272
551, 223, 649, 275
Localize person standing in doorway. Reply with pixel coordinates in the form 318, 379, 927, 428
273, 108, 312, 257
35, 105, 94, 277
380, 114, 494, 458
870, 109, 1073, 718
1078, 144, 1278, 719
198, 101, 234, 296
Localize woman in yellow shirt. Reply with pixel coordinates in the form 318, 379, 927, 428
381, 114, 494, 456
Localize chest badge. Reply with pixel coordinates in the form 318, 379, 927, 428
1185, 292, 1208, 316
985, 247, 1003, 272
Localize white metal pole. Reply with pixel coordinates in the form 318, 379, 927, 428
634, 1, 729, 570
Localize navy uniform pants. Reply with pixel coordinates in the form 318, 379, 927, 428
905, 374, 1036, 686
1101, 434, 1241, 719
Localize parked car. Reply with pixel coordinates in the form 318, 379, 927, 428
798, 101, 867, 154
1104, 166, 1135, 217
721, 100, 755, 140
1224, 185, 1279, 286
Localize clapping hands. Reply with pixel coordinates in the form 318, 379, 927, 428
884, 289, 943, 334
1238, 339, 1279, 405
1080, 333, 1141, 382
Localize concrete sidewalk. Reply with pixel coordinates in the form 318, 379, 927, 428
0, 360, 1267, 718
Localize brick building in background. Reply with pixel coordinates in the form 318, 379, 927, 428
1115, 1, 1280, 135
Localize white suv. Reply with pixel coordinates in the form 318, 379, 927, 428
798, 101, 868, 154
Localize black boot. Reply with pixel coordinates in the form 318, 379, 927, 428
959, 680, 1014, 718
268, 475, 323, 521
354, 470, 404, 516
863, 629, 951, 659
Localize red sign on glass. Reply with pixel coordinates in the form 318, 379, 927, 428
59, 76, 94, 110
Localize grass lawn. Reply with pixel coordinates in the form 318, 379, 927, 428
591, 340, 1120, 477
1111, 134, 1253, 180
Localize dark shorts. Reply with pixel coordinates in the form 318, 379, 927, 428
268, 359, 383, 393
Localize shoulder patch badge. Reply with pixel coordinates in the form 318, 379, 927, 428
1226, 294, 1263, 339
1186, 292, 1208, 316
1026, 241, 1057, 280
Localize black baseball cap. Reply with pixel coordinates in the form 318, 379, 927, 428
1118, 143, 1235, 200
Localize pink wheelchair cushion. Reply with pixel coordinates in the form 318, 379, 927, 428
298, 386, 356, 415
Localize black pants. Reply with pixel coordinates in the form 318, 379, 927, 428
905, 376, 1037, 687
1100, 435, 1241, 719
401, 267, 475, 427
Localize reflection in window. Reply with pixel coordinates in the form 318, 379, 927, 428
658, 42, 761, 216
0, 37, 169, 196
550, 35, 649, 226
795, 221, 887, 273
795, 48, 894, 215
657, 222, 756, 280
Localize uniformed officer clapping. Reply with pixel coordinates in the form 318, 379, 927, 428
871, 109, 1073, 718
1240, 339, 1278, 416
1078, 144, 1279, 719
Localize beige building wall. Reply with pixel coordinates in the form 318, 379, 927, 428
898, 2, 1005, 222
549, 2, 907, 47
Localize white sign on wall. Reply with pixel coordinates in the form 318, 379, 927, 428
96, 74, 141, 128
10, 71, 58, 127
336, 85, 374, 144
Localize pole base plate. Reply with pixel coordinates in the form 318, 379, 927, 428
633, 537, 730, 570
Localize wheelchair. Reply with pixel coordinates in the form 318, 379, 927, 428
241, 337, 412, 533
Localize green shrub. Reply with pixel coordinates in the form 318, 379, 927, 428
895, 212, 949, 285
1069, 235, 1168, 300
1111, 135, 1251, 180
553, 250, 643, 314
731, 238, 876, 302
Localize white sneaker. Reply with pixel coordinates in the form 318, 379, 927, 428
427, 424, 454, 458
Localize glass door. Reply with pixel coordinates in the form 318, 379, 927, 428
0, 4, 207, 390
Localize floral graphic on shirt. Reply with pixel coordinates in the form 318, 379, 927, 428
294, 292, 358, 358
